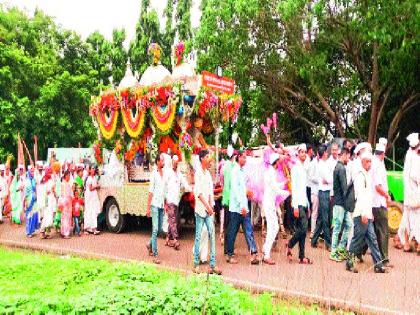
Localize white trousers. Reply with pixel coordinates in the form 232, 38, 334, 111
347, 212, 354, 250
263, 206, 279, 259
310, 193, 319, 234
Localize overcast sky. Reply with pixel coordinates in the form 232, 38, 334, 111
4, 0, 201, 48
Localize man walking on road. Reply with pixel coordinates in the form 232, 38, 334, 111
346, 152, 387, 273
226, 151, 259, 265
330, 148, 352, 262
287, 144, 312, 264
311, 145, 332, 250
262, 153, 289, 265
193, 150, 222, 275
371, 141, 392, 266
146, 154, 166, 264
163, 155, 191, 250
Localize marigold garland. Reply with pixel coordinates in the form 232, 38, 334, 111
121, 106, 146, 138
150, 101, 177, 136
97, 109, 119, 140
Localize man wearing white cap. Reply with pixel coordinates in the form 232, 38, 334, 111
287, 144, 312, 264
262, 153, 289, 264
346, 141, 372, 251
0, 164, 6, 223
163, 154, 191, 250
397, 133, 420, 252
346, 152, 386, 273
371, 141, 392, 265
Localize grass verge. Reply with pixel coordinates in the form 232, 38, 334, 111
0, 246, 348, 314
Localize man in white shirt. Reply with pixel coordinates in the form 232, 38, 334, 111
193, 150, 222, 275
371, 142, 391, 265
287, 144, 312, 264
262, 153, 289, 265
146, 154, 166, 264
308, 150, 320, 237
397, 133, 420, 252
346, 152, 386, 273
163, 155, 191, 250
311, 145, 332, 249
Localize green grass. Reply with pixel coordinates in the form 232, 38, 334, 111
0, 247, 340, 314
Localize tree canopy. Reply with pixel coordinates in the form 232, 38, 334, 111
0, 1, 418, 163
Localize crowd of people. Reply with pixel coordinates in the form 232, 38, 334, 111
1, 132, 419, 276
144, 132, 420, 275
0, 160, 102, 239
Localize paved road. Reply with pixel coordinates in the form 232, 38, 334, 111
0, 221, 419, 314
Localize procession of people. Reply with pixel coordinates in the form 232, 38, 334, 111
0, 132, 419, 276
0, 160, 102, 239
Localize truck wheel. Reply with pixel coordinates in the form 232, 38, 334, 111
105, 198, 125, 233
388, 205, 403, 234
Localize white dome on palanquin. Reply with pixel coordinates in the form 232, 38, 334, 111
118, 60, 138, 89
139, 64, 171, 87
172, 62, 196, 81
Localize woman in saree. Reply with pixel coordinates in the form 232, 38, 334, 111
59, 170, 73, 238
25, 166, 39, 237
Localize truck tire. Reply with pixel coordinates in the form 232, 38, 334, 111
105, 198, 125, 233
388, 204, 403, 234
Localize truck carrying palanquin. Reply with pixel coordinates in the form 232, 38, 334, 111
89, 42, 242, 233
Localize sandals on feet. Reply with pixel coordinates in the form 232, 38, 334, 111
173, 241, 180, 250
263, 258, 275, 265
299, 257, 313, 264
146, 244, 153, 256
286, 245, 293, 262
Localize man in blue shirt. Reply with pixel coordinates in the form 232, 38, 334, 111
226, 151, 259, 265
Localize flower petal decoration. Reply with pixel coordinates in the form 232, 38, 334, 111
121, 105, 146, 139
150, 100, 177, 135
97, 109, 119, 140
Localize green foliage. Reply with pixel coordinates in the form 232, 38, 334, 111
0, 247, 329, 314
129, 8, 163, 74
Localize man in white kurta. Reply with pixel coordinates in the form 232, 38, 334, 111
262, 153, 289, 264
371, 143, 391, 264
346, 152, 386, 273
398, 133, 420, 251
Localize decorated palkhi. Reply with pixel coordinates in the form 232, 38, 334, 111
89, 42, 242, 181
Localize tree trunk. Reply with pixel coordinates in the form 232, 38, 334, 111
387, 94, 420, 147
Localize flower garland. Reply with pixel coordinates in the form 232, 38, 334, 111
194, 89, 219, 118
179, 132, 193, 162
92, 92, 120, 140
148, 43, 162, 66
120, 89, 147, 139
124, 140, 140, 162
97, 109, 119, 140
150, 96, 178, 136
174, 42, 185, 66
93, 141, 103, 165
194, 88, 242, 123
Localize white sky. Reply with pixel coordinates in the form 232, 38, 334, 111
4, 0, 201, 48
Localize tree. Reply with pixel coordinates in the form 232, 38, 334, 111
129, 8, 163, 74
0, 6, 98, 161
86, 31, 113, 85
162, 0, 176, 68
110, 29, 128, 84
175, 0, 193, 41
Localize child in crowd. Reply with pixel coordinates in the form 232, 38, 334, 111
72, 188, 84, 236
